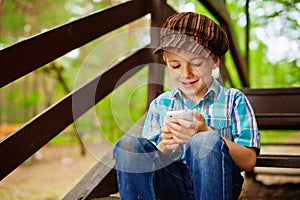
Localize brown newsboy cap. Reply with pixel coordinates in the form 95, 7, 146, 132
153, 12, 229, 57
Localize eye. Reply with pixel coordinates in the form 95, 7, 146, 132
171, 65, 180, 69
192, 62, 203, 67
167, 62, 180, 69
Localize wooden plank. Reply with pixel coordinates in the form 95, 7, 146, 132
255, 116, 300, 130
242, 88, 300, 129
257, 155, 300, 168
0, 0, 152, 88
242, 87, 300, 95
0, 48, 153, 180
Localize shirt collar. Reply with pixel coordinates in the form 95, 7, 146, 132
207, 78, 223, 100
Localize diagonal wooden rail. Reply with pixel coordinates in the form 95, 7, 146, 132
0, 0, 179, 182
0, 0, 151, 88
0, 0, 164, 180
0, 47, 154, 180
0, 0, 171, 180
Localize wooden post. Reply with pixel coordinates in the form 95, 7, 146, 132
147, 0, 167, 108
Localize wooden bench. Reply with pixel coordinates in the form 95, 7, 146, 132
242, 88, 300, 169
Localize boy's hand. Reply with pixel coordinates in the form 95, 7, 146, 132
166, 110, 211, 144
157, 126, 180, 154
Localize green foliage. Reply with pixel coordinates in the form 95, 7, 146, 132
22, 92, 40, 107
93, 68, 148, 143
226, 0, 300, 88
260, 130, 300, 145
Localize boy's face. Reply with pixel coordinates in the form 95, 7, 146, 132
164, 48, 219, 103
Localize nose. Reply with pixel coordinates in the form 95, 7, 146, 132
181, 64, 192, 78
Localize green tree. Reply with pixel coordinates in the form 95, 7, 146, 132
227, 0, 300, 88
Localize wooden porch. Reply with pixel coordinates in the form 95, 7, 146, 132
1, 0, 299, 199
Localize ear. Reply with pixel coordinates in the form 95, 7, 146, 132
211, 56, 220, 79
162, 52, 167, 64
212, 56, 220, 69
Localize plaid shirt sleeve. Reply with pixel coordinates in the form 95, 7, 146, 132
142, 91, 174, 146
231, 91, 260, 152
142, 99, 163, 146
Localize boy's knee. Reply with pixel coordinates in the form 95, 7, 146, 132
115, 135, 144, 152
113, 135, 159, 173
186, 131, 223, 159
188, 131, 220, 148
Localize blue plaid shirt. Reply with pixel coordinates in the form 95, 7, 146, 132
142, 79, 260, 162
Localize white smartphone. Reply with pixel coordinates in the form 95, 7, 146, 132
166, 110, 193, 122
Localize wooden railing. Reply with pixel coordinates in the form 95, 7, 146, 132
0, 0, 172, 181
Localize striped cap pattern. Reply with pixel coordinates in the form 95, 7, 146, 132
154, 12, 229, 57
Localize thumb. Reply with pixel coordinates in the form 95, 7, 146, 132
192, 110, 204, 121
161, 126, 170, 132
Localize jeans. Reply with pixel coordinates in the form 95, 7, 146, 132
113, 131, 244, 200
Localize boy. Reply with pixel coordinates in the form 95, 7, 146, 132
113, 12, 260, 200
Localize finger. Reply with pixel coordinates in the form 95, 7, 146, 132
192, 110, 204, 121
163, 138, 176, 146
162, 132, 173, 140
161, 126, 170, 132
166, 123, 182, 136
166, 121, 181, 131
167, 121, 195, 138
173, 136, 189, 145
192, 111, 208, 132
167, 143, 180, 151
177, 118, 193, 128
170, 127, 191, 141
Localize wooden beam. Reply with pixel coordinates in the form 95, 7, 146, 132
0, 0, 152, 88
257, 155, 300, 168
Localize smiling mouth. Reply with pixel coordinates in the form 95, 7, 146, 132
182, 80, 198, 87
